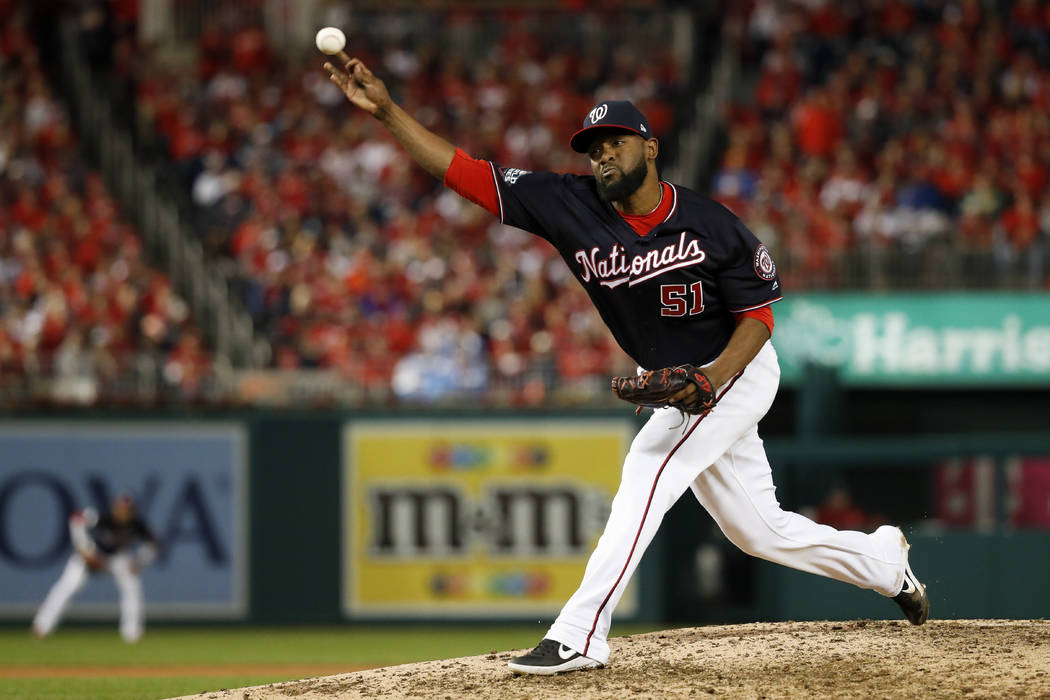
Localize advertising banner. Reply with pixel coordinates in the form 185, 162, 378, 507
773, 293, 1050, 385
0, 423, 248, 619
343, 419, 635, 618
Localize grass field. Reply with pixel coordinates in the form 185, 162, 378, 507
0, 624, 662, 699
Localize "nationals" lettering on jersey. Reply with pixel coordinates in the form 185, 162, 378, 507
488, 168, 781, 367
574, 232, 706, 288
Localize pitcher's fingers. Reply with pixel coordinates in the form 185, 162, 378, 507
669, 384, 697, 403
328, 71, 349, 90
343, 58, 372, 81
324, 64, 349, 89
337, 50, 352, 65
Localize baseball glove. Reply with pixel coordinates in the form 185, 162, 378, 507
82, 552, 106, 572
612, 364, 718, 415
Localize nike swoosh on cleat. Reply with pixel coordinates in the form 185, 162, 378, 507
558, 644, 577, 660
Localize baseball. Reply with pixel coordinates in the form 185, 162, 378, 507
315, 27, 346, 55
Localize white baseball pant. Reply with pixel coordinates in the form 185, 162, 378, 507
33, 552, 144, 642
547, 341, 908, 664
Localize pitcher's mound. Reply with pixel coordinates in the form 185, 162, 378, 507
176, 619, 1050, 699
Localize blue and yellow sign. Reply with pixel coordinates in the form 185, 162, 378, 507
342, 419, 636, 618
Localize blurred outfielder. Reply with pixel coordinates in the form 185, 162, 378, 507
32, 493, 159, 642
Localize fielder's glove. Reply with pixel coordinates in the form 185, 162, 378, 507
612, 364, 718, 415
81, 552, 106, 572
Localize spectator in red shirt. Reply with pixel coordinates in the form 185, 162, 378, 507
791, 86, 843, 159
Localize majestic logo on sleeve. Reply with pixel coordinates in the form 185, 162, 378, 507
574, 232, 706, 289
754, 244, 777, 280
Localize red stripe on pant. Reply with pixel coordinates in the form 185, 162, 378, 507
582, 370, 744, 656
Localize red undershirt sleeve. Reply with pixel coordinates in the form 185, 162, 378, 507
734, 305, 774, 336
442, 147, 501, 218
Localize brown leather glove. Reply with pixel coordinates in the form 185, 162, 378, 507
612, 364, 717, 415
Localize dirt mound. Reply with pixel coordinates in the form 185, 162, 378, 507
174, 620, 1050, 699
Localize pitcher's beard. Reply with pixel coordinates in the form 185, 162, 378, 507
596, 159, 649, 205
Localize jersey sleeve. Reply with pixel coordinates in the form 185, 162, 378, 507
69, 509, 98, 555
443, 150, 569, 240
443, 148, 501, 217
490, 166, 574, 240
131, 518, 161, 566
717, 219, 782, 312
135, 518, 160, 546
734, 305, 774, 335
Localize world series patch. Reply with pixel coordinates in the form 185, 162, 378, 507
501, 167, 530, 185
754, 244, 776, 280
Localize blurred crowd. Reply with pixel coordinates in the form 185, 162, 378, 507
714, 0, 1050, 290
126, 7, 682, 402
0, 7, 214, 405
8, 1, 1050, 407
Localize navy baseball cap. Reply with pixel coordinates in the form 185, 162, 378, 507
570, 100, 652, 153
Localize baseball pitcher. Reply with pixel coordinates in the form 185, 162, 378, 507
324, 51, 930, 675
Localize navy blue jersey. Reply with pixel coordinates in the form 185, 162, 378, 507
91, 514, 157, 555
491, 167, 781, 369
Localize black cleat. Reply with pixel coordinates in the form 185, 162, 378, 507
893, 539, 930, 625
507, 638, 603, 675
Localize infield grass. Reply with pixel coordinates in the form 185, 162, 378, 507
0, 623, 663, 699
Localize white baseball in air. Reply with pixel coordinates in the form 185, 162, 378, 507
315, 27, 346, 55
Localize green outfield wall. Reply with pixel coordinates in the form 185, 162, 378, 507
760, 530, 1050, 622
1, 409, 1048, 626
